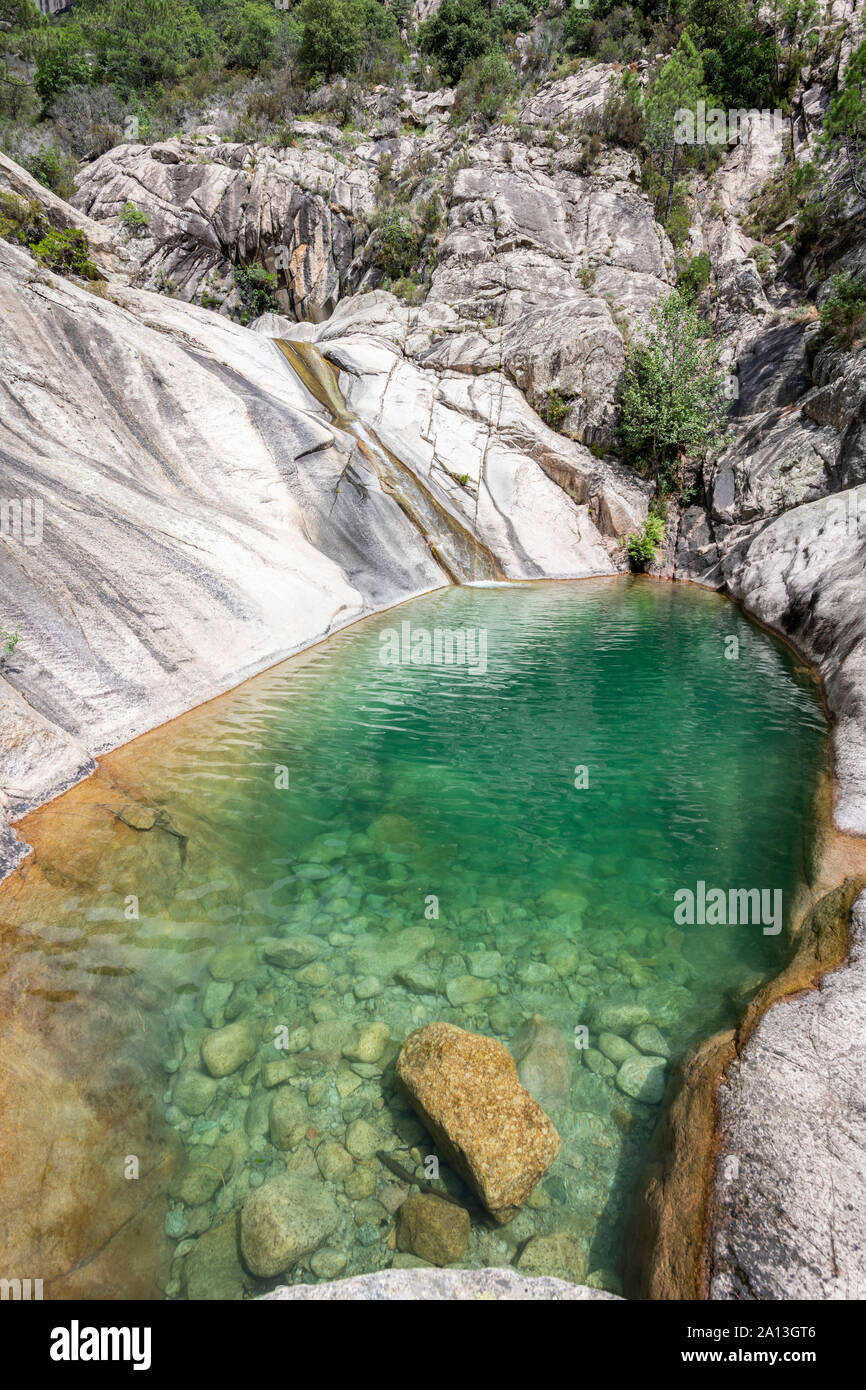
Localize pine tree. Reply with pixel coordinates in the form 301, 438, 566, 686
825, 38, 866, 201
645, 32, 705, 222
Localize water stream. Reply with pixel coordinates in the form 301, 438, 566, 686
0, 579, 827, 1298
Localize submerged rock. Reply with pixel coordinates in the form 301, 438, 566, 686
615, 1055, 667, 1104
240, 1174, 339, 1278
517, 1231, 587, 1284
396, 1193, 470, 1267
510, 1015, 573, 1109
201, 1020, 257, 1078
396, 1022, 561, 1222
180, 1214, 247, 1301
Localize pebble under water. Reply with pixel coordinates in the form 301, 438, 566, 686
0, 579, 828, 1297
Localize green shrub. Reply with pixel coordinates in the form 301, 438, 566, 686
418, 0, 494, 85
626, 510, 666, 569
0, 627, 21, 659
453, 49, 516, 128
539, 389, 571, 431
619, 290, 727, 481
374, 208, 421, 280
120, 201, 150, 237
24, 146, 78, 200
818, 272, 866, 350
233, 263, 280, 322
33, 227, 101, 279
0, 191, 49, 248
677, 251, 711, 301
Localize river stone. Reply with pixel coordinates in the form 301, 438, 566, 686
240, 1174, 339, 1278
170, 1140, 235, 1206
297, 962, 330, 987
583, 1047, 616, 1078
445, 975, 498, 1007
396, 964, 439, 994
517, 1231, 587, 1284
343, 1021, 390, 1063
202, 980, 233, 1025
396, 1022, 561, 1221
180, 1214, 247, 1300
516, 961, 557, 987
201, 1020, 257, 1078
208, 943, 257, 982
269, 1086, 309, 1150
396, 1193, 470, 1266
615, 1055, 668, 1103
353, 974, 382, 1000
468, 950, 503, 979
310, 1248, 348, 1280
591, 1001, 650, 1032
630, 1023, 671, 1058
511, 1015, 573, 1108
536, 888, 588, 919
345, 1118, 380, 1160
597, 1031, 640, 1064
311, 1019, 357, 1052
317, 1142, 354, 1183
173, 1068, 218, 1117
263, 936, 323, 969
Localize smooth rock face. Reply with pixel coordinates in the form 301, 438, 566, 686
709, 891, 866, 1299
261, 1267, 621, 1300
396, 1022, 561, 1221
240, 1173, 339, 1278
396, 1193, 470, 1266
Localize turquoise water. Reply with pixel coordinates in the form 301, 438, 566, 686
0, 579, 827, 1296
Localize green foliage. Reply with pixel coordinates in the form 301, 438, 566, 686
453, 49, 516, 127
626, 509, 665, 569
418, 0, 494, 85
223, 2, 282, 70
0, 190, 49, 247
825, 37, 866, 200
539, 388, 571, 432
297, 0, 363, 80
817, 272, 866, 350
701, 27, 778, 109
120, 201, 150, 236
645, 31, 704, 155
619, 290, 727, 479
33, 226, 101, 278
677, 250, 711, 301
374, 207, 421, 279
0, 626, 21, 659
23, 144, 77, 199
233, 262, 279, 321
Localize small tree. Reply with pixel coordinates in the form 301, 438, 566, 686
645, 31, 704, 224
297, 0, 364, 81
619, 290, 727, 483
825, 38, 866, 201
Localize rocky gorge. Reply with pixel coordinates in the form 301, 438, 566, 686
2, 11, 866, 1303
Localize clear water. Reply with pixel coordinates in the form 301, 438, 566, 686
0, 579, 827, 1298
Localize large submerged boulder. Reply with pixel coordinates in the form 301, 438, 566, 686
395, 1022, 561, 1222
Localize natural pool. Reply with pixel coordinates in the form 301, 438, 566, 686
0, 579, 828, 1298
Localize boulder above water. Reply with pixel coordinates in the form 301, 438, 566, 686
395, 1022, 561, 1222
